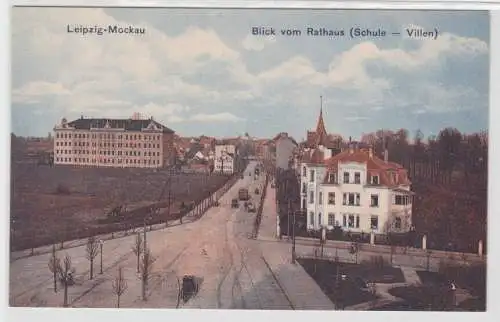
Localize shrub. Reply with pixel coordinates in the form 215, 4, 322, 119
55, 183, 70, 195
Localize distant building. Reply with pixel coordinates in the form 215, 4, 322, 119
214, 144, 237, 174
273, 132, 298, 170
300, 145, 413, 235
53, 115, 175, 168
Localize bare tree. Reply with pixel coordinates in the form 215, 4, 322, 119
112, 266, 128, 308
139, 247, 156, 301
86, 236, 100, 280
390, 245, 397, 265
47, 244, 61, 293
131, 232, 143, 273
58, 254, 75, 307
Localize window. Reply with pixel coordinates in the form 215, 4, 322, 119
343, 193, 347, 205
328, 192, 335, 205
328, 213, 335, 226
342, 214, 347, 227
395, 195, 410, 205
356, 215, 360, 228
354, 172, 361, 184
395, 217, 402, 229
309, 212, 314, 225
348, 215, 355, 228
303, 166, 307, 177
371, 216, 379, 230
371, 175, 379, 185
309, 190, 314, 204
328, 173, 336, 183
345, 193, 359, 206
343, 172, 350, 183
302, 199, 306, 209
302, 183, 307, 193
310, 170, 315, 183
370, 194, 379, 207
319, 192, 323, 205
391, 172, 398, 183
318, 213, 322, 226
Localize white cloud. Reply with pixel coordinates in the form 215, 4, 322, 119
10, 8, 489, 137
12, 81, 70, 104
345, 115, 368, 122
166, 115, 185, 123
190, 113, 243, 122
241, 33, 276, 51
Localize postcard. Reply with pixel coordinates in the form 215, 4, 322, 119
9, 6, 488, 312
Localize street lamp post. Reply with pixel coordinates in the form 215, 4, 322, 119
99, 239, 104, 274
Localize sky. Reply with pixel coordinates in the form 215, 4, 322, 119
11, 7, 489, 141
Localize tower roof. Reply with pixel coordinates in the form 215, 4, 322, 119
315, 102, 328, 146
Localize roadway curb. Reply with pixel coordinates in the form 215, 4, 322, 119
260, 255, 296, 310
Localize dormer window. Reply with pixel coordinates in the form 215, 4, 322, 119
371, 175, 379, 185
328, 173, 336, 184
391, 172, 398, 183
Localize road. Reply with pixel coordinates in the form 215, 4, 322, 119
9, 161, 293, 309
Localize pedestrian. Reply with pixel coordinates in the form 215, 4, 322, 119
450, 281, 457, 307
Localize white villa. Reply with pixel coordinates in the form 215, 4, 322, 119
300, 145, 414, 235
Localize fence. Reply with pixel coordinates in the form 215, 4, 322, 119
252, 174, 269, 239
293, 237, 486, 271
10, 172, 241, 261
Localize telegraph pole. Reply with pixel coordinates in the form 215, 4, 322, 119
292, 209, 297, 264
287, 200, 291, 240
166, 175, 172, 227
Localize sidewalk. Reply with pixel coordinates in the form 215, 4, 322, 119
400, 266, 422, 285
257, 184, 278, 240
260, 245, 335, 310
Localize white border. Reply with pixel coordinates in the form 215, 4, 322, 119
2, 1, 498, 322
8, 0, 500, 9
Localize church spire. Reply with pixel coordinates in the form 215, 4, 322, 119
315, 96, 328, 146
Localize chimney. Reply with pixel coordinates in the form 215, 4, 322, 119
384, 148, 388, 163
368, 147, 373, 159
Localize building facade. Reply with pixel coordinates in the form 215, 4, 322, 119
53, 116, 175, 168
300, 146, 413, 235
214, 144, 236, 174
274, 132, 298, 170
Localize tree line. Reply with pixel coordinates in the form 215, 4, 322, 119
360, 127, 488, 252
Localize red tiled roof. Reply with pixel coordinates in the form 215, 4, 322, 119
305, 148, 324, 165
322, 148, 410, 187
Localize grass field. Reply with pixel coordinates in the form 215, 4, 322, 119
10, 162, 231, 251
